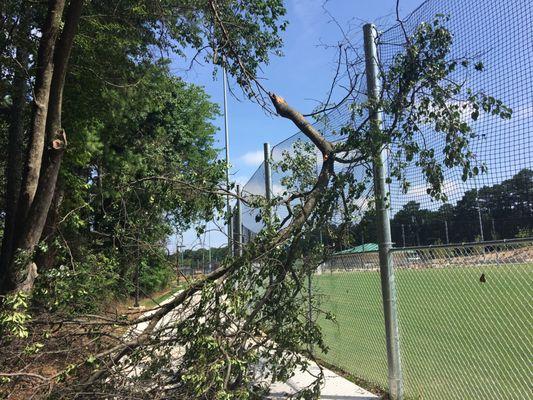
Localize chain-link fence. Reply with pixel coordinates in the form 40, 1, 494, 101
315, 250, 388, 390
393, 239, 532, 399
237, 0, 532, 398
317, 239, 532, 399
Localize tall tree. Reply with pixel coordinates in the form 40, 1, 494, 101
1, 0, 83, 293
0, 0, 287, 294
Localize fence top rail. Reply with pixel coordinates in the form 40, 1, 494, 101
328, 251, 380, 259
326, 238, 533, 259
389, 237, 533, 253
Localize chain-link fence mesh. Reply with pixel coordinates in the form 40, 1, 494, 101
237, 0, 532, 398
314, 251, 388, 390
392, 239, 533, 399
317, 239, 533, 398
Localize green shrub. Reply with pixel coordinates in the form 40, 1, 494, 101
33, 253, 122, 314
0, 292, 31, 340
138, 256, 174, 294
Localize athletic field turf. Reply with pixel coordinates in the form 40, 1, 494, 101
314, 263, 533, 399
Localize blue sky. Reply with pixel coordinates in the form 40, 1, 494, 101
169, 0, 427, 251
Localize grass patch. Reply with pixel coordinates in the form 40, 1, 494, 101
314, 263, 533, 399
138, 281, 185, 308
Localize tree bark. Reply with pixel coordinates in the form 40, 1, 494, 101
1, 0, 66, 293
14, 0, 84, 292
35, 188, 64, 271
17, 0, 66, 226
0, 0, 83, 294
17, 130, 67, 252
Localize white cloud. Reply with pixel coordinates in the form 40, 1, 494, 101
292, 0, 322, 34
404, 178, 463, 198
513, 103, 533, 120
240, 150, 264, 167
234, 175, 251, 187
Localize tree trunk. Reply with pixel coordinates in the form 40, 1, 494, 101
17, 131, 67, 252
14, 0, 84, 293
0, 0, 83, 294
16, 0, 66, 227
35, 188, 64, 271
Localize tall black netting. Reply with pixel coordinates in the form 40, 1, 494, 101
240, 79, 371, 240
241, 0, 532, 248
380, 0, 533, 246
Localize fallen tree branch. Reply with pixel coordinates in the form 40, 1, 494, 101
79, 92, 335, 390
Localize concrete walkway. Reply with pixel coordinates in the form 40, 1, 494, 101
269, 361, 379, 400
129, 294, 378, 399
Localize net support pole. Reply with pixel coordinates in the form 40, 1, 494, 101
264, 143, 272, 203
223, 65, 233, 255
234, 185, 243, 257
307, 268, 313, 353
264, 142, 273, 227
363, 23, 404, 400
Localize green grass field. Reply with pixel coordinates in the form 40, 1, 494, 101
314, 263, 533, 399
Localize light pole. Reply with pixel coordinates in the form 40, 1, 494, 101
201, 234, 206, 274
175, 238, 185, 278
473, 176, 485, 242
208, 229, 212, 272
234, 185, 243, 257
476, 190, 485, 242
134, 234, 140, 307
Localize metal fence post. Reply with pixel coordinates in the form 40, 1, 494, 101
264, 143, 272, 202
234, 185, 243, 257
363, 23, 404, 400
307, 268, 313, 353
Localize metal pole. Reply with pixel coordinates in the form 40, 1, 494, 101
476, 195, 484, 242
264, 142, 272, 202
307, 270, 313, 353
208, 230, 212, 272
473, 178, 484, 242
363, 23, 403, 400
202, 235, 205, 274
134, 233, 140, 307
223, 65, 233, 253
401, 224, 406, 248
180, 240, 185, 273
444, 220, 450, 244
176, 240, 185, 279
176, 232, 180, 280
235, 185, 243, 257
